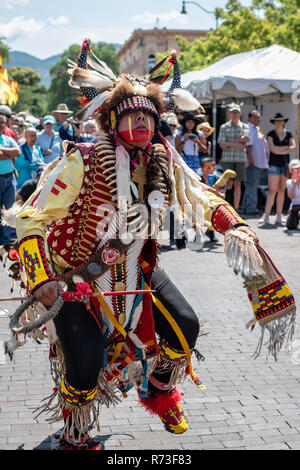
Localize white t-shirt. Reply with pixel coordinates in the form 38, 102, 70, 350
286, 179, 300, 206
178, 129, 202, 156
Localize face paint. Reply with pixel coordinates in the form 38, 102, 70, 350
128, 115, 133, 141
147, 115, 151, 141
119, 129, 154, 143
118, 113, 154, 143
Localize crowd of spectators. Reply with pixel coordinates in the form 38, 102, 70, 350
0, 100, 299, 250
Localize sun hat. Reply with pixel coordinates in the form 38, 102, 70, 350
52, 103, 72, 114
181, 112, 200, 125
270, 112, 289, 123
197, 122, 215, 136
166, 114, 180, 127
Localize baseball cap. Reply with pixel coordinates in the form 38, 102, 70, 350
43, 115, 56, 125
0, 105, 12, 117
228, 103, 241, 112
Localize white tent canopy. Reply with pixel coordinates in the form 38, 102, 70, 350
162, 45, 300, 158
162, 45, 300, 102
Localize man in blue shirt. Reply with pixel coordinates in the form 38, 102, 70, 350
0, 114, 21, 245
36, 115, 61, 164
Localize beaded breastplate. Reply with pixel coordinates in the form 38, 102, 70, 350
47, 136, 170, 337
47, 137, 117, 266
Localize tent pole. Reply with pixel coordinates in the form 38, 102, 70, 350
212, 90, 217, 161
296, 103, 300, 159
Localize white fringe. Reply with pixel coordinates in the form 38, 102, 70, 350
115, 144, 132, 209
224, 229, 265, 279
253, 312, 296, 361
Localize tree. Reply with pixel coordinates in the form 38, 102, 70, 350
47, 42, 119, 114
252, 0, 300, 51
0, 37, 10, 63
156, 0, 298, 75
7, 66, 47, 116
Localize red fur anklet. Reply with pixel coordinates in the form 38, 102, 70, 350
138, 387, 182, 416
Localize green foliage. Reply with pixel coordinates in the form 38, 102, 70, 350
0, 37, 10, 63
7, 66, 47, 116
47, 42, 119, 114
157, 0, 300, 75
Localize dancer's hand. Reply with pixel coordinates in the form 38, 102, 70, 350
34, 280, 59, 307
236, 225, 259, 243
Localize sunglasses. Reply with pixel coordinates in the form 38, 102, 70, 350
202, 166, 215, 171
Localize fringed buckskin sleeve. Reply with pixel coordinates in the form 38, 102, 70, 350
16, 148, 84, 292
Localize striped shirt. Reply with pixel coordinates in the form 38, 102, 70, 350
218, 120, 250, 163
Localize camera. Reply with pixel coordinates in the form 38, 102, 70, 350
189, 133, 197, 140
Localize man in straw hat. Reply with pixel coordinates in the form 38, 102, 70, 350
52, 103, 73, 132
7, 40, 295, 450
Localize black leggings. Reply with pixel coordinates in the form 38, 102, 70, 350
54, 267, 199, 391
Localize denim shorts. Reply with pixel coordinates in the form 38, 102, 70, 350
268, 164, 287, 176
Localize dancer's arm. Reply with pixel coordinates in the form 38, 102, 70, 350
16, 148, 84, 294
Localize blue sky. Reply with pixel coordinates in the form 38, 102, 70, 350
0, 0, 252, 59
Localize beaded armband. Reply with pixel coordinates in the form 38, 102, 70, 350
60, 376, 97, 407
158, 338, 188, 364
18, 235, 54, 292
211, 204, 246, 235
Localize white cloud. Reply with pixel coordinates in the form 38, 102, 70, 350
48, 16, 70, 26
0, 16, 44, 41
0, 0, 30, 9
131, 10, 188, 27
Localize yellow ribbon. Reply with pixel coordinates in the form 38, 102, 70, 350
91, 282, 127, 366
91, 282, 127, 338
151, 291, 206, 389
149, 288, 191, 364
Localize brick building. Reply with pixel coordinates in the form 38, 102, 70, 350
116, 27, 208, 75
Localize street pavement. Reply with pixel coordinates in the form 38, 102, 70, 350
0, 215, 300, 451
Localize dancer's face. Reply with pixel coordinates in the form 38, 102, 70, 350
118, 110, 155, 148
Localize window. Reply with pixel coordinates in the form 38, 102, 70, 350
146, 54, 156, 72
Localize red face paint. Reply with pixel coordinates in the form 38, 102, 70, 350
119, 128, 154, 143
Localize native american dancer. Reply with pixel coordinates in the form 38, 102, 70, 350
5, 40, 296, 450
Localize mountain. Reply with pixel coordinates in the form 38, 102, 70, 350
4, 44, 121, 88
4, 51, 61, 88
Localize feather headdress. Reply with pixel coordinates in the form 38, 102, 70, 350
68, 39, 118, 121
163, 50, 203, 113
68, 39, 204, 123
